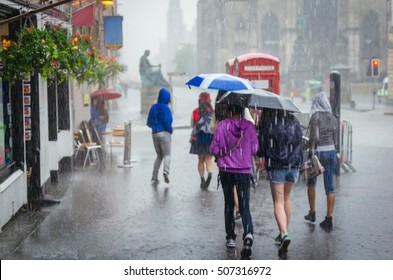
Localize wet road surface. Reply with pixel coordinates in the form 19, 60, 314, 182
1, 86, 393, 260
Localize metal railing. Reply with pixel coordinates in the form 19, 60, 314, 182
340, 120, 356, 172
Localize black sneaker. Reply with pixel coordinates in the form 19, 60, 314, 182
319, 216, 333, 229
304, 211, 316, 222
241, 235, 253, 259
274, 233, 282, 243
200, 177, 206, 188
278, 235, 291, 255
163, 172, 170, 184
205, 173, 212, 188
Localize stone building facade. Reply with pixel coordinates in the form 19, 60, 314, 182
197, 0, 390, 90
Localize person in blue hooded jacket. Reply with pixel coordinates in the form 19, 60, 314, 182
147, 88, 173, 184
210, 103, 259, 259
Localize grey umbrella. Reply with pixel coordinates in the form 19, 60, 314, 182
218, 88, 301, 113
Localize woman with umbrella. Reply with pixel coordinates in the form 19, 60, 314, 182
257, 109, 303, 257
90, 96, 108, 172
210, 98, 259, 259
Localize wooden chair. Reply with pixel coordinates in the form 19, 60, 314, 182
107, 125, 125, 164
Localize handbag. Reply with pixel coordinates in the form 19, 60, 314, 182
303, 155, 325, 179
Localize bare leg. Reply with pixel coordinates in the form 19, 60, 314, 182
205, 155, 214, 173
307, 187, 316, 212
271, 183, 288, 235
198, 155, 205, 178
326, 193, 335, 217
283, 182, 293, 227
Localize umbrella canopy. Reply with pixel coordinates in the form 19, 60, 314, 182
218, 88, 301, 113
91, 88, 121, 100
185, 73, 255, 91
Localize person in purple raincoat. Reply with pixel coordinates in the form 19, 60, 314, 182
210, 103, 259, 259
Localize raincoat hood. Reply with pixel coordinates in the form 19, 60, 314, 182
157, 88, 171, 104
146, 88, 173, 134
226, 117, 249, 138
311, 91, 332, 115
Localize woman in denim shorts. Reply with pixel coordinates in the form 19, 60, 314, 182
304, 91, 339, 229
258, 109, 303, 256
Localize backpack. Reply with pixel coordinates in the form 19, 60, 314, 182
193, 111, 213, 144
263, 114, 303, 168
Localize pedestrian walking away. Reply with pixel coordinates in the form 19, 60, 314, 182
146, 88, 173, 184
90, 97, 109, 172
258, 108, 303, 257
304, 90, 339, 229
189, 92, 214, 189
210, 101, 259, 259
211, 90, 241, 218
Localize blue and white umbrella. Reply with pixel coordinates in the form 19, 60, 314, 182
186, 73, 255, 91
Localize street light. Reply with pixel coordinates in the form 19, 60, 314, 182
101, 0, 114, 6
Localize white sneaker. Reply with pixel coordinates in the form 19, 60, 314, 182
226, 238, 236, 248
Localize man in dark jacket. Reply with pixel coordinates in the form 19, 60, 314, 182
147, 88, 173, 184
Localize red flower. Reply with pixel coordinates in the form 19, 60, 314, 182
74, 33, 81, 38
84, 36, 90, 42
27, 29, 32, 33
53, 61, 58, 67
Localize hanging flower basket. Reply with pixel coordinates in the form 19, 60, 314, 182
0, 23, 125, 86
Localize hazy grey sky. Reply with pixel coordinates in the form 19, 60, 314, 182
117, 0, 198, 78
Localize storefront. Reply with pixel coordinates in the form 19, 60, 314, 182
0, 0, 73, 231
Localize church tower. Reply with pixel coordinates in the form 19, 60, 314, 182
166, 0, 186, 72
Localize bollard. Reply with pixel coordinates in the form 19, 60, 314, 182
330, 71, 341, 187
373, 90, 376, 110
118, 120, 136, 168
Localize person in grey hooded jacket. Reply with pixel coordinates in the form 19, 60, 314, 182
210, 103, 258, 259
304, 91, 339, 229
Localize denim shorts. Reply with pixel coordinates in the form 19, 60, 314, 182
269, 168, 300, 184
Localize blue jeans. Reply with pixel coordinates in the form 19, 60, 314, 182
307, 150, 337, 194
219, 171, 253, 241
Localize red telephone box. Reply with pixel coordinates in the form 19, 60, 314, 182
233, 53, 280, 94
226, 58, 235, 75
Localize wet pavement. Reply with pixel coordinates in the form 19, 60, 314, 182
1, 85, 393, 260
